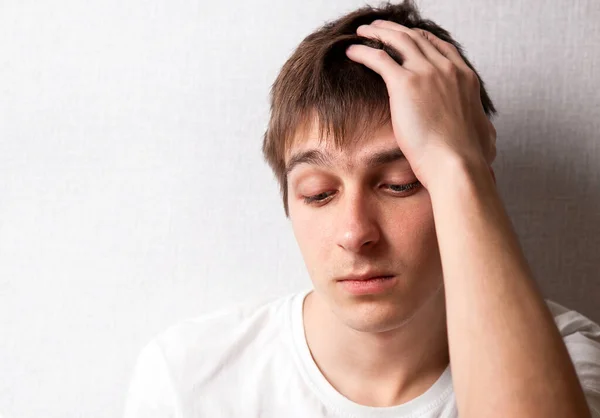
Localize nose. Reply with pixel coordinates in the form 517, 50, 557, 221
336, 190, 380, 253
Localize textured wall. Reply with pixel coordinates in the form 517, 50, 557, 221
0, 0, 598, 417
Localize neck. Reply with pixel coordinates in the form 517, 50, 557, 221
303, 287, 449, 407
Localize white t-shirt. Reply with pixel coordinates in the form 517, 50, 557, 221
123, 287, 600, 418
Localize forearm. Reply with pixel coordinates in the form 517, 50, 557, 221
427, 154, 590, 418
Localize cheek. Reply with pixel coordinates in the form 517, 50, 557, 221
386, 201, 438, 258
292, 226, 333, 280
291, 212, 332, 258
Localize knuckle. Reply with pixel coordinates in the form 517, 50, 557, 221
442, 61, 459, 77
446, 41, 459, 53
488, 145, 497, 164
466, 70, 481, 87
394, 31, 413, 42
405, 28, 421, 39
489, 122, 497, 139
416, 29, 433, 42
374, 48, 390, 61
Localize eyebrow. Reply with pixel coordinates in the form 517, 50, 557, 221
285, 147, 405, 177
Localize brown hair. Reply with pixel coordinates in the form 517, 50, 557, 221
261, 0, 497, 217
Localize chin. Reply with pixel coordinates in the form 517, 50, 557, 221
329, 282, 445, 333
341, 309, 414, 334
334, 295, 420, 333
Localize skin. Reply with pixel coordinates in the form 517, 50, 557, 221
287, 122, 451, 406
286, 20, 591, 417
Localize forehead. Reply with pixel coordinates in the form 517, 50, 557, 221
285, 121, 397, 168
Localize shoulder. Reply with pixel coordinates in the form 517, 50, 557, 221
545, 299, 600, 417
149, 291, 296, 375
545, 299, 600, 347
124, 297, 290, 418
125, 291, 299, 416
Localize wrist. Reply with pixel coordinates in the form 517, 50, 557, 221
417, 149, 492, 197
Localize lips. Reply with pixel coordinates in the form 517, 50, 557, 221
338, 273, 394, 282
337, 275, 397, 295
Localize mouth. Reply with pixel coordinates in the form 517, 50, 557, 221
337, 272, 395, 282
337, 275, 397, 295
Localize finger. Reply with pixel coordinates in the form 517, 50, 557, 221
489, 166, 496, 184
369, 20, 452, 72
369, 20, 472, 74
412, 29, 472, 74
356, 24, 430, 72
487, 120, 497, 164
487, 135, 497, 164
345, 44, 408, 86
488, 120, 497, 147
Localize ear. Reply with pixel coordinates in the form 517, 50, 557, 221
489, 166, 496, 184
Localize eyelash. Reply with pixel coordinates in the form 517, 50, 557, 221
302, 181, 422, 205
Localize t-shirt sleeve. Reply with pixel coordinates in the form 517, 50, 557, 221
547, 300, 600, 417
123, 339, 181, 418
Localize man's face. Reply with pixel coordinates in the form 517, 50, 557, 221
286, 122, 444, 333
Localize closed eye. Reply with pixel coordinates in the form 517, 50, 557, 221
303, 191, 335, 205
302, 180, 422, 206
385, 181, 421, 193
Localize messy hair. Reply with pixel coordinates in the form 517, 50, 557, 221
261, 0, 497, 217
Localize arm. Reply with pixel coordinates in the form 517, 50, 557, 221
426, 151, 591, 417
346, 19, 593, 417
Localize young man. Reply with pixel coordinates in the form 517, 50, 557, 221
124, 1, 600, 417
